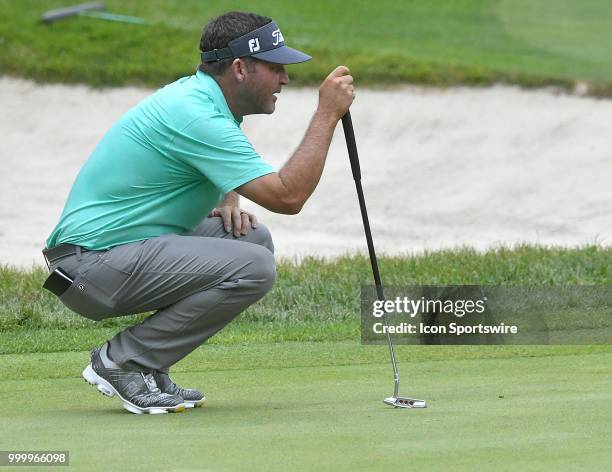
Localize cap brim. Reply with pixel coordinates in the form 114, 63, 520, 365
251, 45, 311, 64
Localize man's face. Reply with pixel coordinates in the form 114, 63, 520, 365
242, 59, 289, 115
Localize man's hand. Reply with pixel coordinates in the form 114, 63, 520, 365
208, 191, 258, 237
208, 206, 258, 237
318, 66, 355, 122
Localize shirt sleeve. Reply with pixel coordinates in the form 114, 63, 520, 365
168, 112, 276, 194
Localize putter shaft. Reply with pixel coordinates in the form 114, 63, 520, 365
341, 111, 426, 408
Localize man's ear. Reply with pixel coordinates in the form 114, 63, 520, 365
229, 58, 250, 83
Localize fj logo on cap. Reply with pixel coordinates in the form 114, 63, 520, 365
248, 38, 260, 53
272, 29, 284, 46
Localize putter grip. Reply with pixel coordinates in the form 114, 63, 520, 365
341, 111, 361, 181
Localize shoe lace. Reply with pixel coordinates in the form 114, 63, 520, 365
165, 378, 186, 396
141, 373, 161, 394
154, 371, 196, 397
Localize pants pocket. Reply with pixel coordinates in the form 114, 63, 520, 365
59, 263, 132, 321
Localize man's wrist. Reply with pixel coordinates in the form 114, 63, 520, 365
313, 107, 340, 128
221, 191, 240, 207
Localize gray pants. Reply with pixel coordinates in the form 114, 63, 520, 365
49, 217, 275, 372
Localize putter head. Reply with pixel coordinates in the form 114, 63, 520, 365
384, 396, 427, 409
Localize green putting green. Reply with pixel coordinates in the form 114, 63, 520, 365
2, 343, 610, 471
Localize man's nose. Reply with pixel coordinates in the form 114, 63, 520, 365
280, 69, 289, 85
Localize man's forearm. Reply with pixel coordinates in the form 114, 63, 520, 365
277, 109, 337, 207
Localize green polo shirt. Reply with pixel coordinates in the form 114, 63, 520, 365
47, 70, 275, 250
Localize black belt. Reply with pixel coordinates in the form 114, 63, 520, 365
42, 243, 90, 266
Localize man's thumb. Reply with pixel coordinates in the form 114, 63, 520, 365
327, 65, 350, 80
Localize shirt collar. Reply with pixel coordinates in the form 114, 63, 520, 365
195, 69, 243, 125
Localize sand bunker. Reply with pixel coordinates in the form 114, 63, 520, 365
1, 77, 610, 267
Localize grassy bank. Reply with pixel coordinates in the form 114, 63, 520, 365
1, 246, 609, 353
1, 0, 611, 94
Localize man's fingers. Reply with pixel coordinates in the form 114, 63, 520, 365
215, 206, 257, 236
221, 207, 233, 232
249, 212, 258, 229
231, 207, 242, 236
336, 74, 353, 85
329, 67, 353, 88
240, 213, 250, 235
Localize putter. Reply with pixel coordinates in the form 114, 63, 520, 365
341, 111, 427, 409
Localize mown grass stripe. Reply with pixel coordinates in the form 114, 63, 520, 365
1, 0, 612, 95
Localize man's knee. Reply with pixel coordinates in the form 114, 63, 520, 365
246, 244, 276, 295
247, 223, 274, 254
